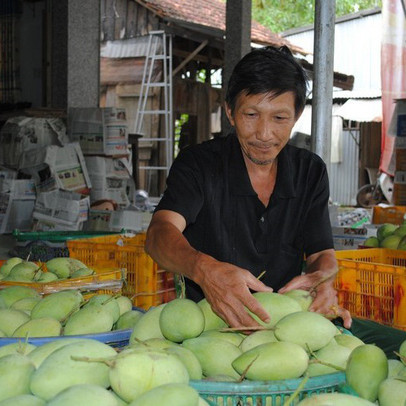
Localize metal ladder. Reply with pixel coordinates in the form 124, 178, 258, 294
134, 30, 173, 193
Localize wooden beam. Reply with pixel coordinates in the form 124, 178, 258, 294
173, 49, 223, 67
172, 40, 209, 76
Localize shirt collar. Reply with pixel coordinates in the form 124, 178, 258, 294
228, 133, 296, 199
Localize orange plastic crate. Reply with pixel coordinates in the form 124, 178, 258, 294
372, 205, 406, 225
67, 233, 176, 310
335, 248, 406, 330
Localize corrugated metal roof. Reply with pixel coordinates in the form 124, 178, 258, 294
101, 36, 160, 58
334, 99, 382, 122
332, 89, 382, 99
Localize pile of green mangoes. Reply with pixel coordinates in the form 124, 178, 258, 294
0, 257, 96, 283
0, 290, 405, 405
364, 222, 406, 249
0, 337, 210, 405
0, 286, 143, 337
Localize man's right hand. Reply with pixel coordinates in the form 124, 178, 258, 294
145, 210, 273, 330
192, 253, 273, 329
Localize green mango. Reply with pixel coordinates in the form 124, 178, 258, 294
110, 391, 128, 406
380, 234, 401, 249
197, 298, 227, 331
363, 236, 380, 248
63, 303, 114, 335
345, 344, 388, 402
30, 290, 83, 322
37, 272, 59, 283
0, 354, 36, 401
70, 268, 95, 279
377, 223, 398, 242
400, 339, 406, 365
274, 311, 337, 351
30, 339, 117, 400
27, 338, 86, 368
250, 292, 302, 327
46, 257, 86, 279
0, 394, 45, 406
115, 309, 144, 330
114, 295, 133, 316
239, 329, 278, 352
334, 333, 365, 351
84, 294, 121, 323
306, 339, 351, 377
182, 336, 242, 379
129, 304, 166, 343
128, 383, 199, 406
387, 359, 405, 378
199, 329, 244, 347
282, 289, 313, 311
109, 348, 189, 403
159, 298, 205, 343
12, 317, 62, 337
47, 384, 118, 406
6, 261, 41, 282
0, 286, 40, 307
232, 341, 308, 380
11, 296, 42, 314
0, 257, 23, 277
394, 224, 406, 238
0, 342, 36, 359
378, 378, 406, 406
165, 344, 203, 380
297, 393, 376, 405
0, 308, 30, 336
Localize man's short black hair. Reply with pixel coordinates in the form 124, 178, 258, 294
225, 45, 309, 118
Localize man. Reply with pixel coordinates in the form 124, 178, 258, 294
145, 45, 351, 330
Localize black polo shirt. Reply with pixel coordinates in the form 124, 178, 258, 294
155, 133, 334, 302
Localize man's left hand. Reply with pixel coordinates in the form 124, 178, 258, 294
278, 271, 352, 329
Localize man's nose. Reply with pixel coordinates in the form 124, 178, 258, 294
256, 119, 273, 141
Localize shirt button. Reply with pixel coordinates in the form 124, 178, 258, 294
260, 217, 265, 222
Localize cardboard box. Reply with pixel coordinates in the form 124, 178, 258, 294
68, 107, 129, 156
0, 178, 36, 233
389, 99, 406, 138
396, 148, 406, 171
0, 117, 69, 168
332, 226, 375, 250
19, 142, 92, 195
372, 205, 406, 224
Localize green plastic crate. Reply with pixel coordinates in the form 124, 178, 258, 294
11, 229, 123, 261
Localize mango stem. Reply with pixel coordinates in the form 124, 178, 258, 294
283, 374, 310, 406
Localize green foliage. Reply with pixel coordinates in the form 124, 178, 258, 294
252, 0, 382, 33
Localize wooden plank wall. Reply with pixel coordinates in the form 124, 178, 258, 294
100, 0, 159, 41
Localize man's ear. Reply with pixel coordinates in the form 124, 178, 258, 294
224, 102, 235, 127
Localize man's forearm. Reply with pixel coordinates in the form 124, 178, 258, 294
145, 220, 207, 284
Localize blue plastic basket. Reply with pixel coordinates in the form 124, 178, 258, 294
0, 328, 133, 349
189, 327, 353, 405
0, 306, 145, 349
190, 372, 346, 405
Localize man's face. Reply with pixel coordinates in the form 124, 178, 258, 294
226, 91, 299, 166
